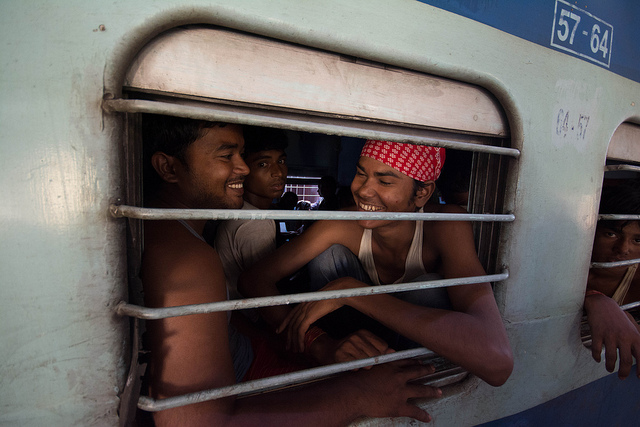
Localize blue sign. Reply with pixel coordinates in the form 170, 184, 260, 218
417, 0, 640, 84
551, 0, 613, 67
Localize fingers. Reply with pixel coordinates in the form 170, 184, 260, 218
278, 303, 314, 352
603, 339, 618, 373
399, 375, 442, 423
617, 344, 632, 379
351, 362, 442, 423
353, 330, 389, 354
399, 404, 432, 424
590, 335, 603, 363
284, 300, 339, 352
334, 330, 391, 366
407, 383, 443, 400
276, 309, 293, 334
398, 360, 437, 380
291, 305, 314, 352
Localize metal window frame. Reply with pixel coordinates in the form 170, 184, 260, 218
109, 24, 520, 413
115, 267, 509, 320
104, 98, 519, 158
109, 100, 517, 411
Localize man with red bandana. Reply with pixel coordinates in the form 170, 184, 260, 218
240, 139, 514, 387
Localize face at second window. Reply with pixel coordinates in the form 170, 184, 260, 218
591, 221, 640, 264
351, 156, 428, 229
177, 124, 250, 210
243, 149, 288, 209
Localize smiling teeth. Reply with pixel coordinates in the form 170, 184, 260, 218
359, 203, 383, 212
228, 183, 243, 189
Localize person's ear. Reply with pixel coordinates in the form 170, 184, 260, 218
151, 152, 181, 184
414, 181, 435, 208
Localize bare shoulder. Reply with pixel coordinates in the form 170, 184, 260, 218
142, 220, 227, 307
422, 203, 474, 241
422, 203, 486, 279
431, 203, 468, 214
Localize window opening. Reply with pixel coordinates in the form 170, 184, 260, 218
284, 177, 322, 207
111, 25, 518, 415
581, 122, 640, 347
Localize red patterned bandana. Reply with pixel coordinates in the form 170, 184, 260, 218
360, 140, 446, 182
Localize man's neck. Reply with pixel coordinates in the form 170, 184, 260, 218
371, 220, 416, 252
244, 193, 272, 210
148, 192, 207, 235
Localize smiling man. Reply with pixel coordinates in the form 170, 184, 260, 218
239, 139, 514, 387
214, 125, 288, 301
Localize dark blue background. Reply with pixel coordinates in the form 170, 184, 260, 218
417, 0, 640, 83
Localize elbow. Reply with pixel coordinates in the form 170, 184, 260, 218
483, 345, 514, 387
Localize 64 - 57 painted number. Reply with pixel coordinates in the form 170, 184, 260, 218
556, 109, 590, 140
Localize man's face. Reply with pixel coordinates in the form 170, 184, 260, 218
591, 221, 640, 265
178, 124, 249, 209
350, 156, 419, 229
243, 149, 288, 206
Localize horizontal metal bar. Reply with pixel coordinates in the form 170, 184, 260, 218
621, 300, 640, 311
116, 271, 508, 320
605, 164, 640, 173
110, 204, 515, 223
598, 214, 640, 221
137, 347, 434, 411
103, 98, 520, 158
590, 258, 640, 269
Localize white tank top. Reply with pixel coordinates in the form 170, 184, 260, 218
358, 221, 427, 285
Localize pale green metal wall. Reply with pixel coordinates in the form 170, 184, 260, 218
1, 1, 638, 426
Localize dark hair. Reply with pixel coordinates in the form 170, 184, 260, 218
142, 114, 223, 164
412, 179, 426, 197
142, 114, 225, 197
242, 125, 288, 156
598, 179, 640, 229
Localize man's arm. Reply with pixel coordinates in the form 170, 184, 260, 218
238, 220, 359, 328
279, 216, 513, 386
584, 291, 640, 379
238, 220, 393, 365
281, 278, 512, 386
428, 214, 513, 386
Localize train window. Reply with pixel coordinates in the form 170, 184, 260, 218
606, 122, 640, 164
581, 122, 640, 348
106, 25, 518, 415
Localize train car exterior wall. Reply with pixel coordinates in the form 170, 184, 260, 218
1, 1, 638, 426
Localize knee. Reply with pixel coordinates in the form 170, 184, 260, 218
309, 244, 352, 267
307, 245, 362, 290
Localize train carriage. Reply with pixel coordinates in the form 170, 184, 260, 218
1, 1, 639, 426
